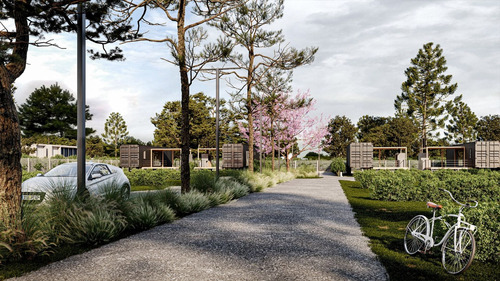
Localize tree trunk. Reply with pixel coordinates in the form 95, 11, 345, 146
0, 0, 30, 229
285, 147, 290, 172
178, 1, 190, 193
0, 85, 23, 229
246, 50, 255, 173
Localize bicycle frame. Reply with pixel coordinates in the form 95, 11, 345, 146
424, 207, 476, 249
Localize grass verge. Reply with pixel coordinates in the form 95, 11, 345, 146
339, 180, 499, 281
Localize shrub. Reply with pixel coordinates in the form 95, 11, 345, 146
56, 199, 126, 246
176, 192, 211, 216
441, 201, 500, 263
124, 169, 180, 187
126, 195, 175, 231
191, 170, 216, 193
330, 158, 346, 176
0, 203, 53, 263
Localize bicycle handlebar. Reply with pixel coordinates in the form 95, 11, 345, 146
438, 188, 478, 208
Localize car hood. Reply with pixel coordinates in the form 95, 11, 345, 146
22, 176, 77, 194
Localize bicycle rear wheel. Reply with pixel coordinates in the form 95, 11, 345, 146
404, 215, 428, 255
442, 228, 476, 274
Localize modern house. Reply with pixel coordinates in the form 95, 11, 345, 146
29, 144, 78, 158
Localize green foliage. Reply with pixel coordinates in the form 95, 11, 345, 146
18, 84, 94, 139
445, 94, 478, 144
323, 115, 357, 158
190, 170, 216, 193
125, 169, 181, 187
352, 169, 500, 264
356, 169, 500, 203
102, 112, 129, 157
476, 115, 500, 141
441, 201, 500, 263
151, 92, 232, 148
22, 171, 40, 182
175, 192, 211, 216
125, 194, 175, 231
395, 42, 458, 147
293, 164, 319, 178
330, 158, 345, 176
33, 163, 44, 171
340, 180, 499, 280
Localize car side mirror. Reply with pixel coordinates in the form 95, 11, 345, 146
36, 173, 42, 177
90, 173, 103, 180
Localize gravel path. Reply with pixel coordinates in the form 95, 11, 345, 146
11, 172, 388, 281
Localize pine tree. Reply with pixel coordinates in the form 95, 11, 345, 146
18, 84, 93, 139
445, 94, 478, 144
395, 42, 458, 148
210, 0, 317, 172
102, 112, 129, 157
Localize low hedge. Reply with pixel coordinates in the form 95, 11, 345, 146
124, 169, 180, 187
354, 168, 500, 263
354, 169, 500, 203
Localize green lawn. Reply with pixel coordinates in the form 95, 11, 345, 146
339, 180, 499, 281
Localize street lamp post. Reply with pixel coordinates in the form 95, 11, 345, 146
201, 67, 238, 179
76, 3, 87, 196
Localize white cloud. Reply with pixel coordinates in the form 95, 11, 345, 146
9, 0, 500, 144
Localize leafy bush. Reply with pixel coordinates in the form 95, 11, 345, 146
441, 201, 500, 263
191, 170, 216, 193
330, 158, 346, 176
355, 169, 500, 263
294, 164, 318, 178
22, 171, 40, 182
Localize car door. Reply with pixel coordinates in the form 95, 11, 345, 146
87, 164, 113, 195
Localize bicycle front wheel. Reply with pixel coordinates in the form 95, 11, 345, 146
404, 215, 428, 255
442, 228, 476, 274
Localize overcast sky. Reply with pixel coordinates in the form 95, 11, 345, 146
13, 0, 500, 144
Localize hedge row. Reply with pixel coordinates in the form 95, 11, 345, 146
354, 169, 500, 203
354, 169, 500, 263
124, 169, 181, 186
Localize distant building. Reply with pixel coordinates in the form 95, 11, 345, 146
30, 144, 77, 158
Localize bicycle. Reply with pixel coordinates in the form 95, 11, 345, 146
403, 188, 478, 274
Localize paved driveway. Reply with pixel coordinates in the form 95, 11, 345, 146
11, 172, 388, 281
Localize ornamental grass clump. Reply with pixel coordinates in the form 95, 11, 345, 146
191, 170, 216, 193
126, 194, 175, 231
176, 192, 211, 216
0, 202, 53, 264
57, 200, 126, 246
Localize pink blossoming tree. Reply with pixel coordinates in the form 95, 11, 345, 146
239, 90, 329, 171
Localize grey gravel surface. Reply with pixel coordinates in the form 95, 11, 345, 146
11, 172, 388, 281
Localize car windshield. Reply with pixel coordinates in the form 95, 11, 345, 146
44, 164, 92, 177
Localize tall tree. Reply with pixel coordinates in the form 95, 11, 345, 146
356, 115, 387, 142
240, 91, 327, 171
1, 0, 134, 228
86, 136, 106, 158
102, 112, 129, 157
120, 0, 244, 193
152, 92, 232, 149
476, 115, 500, 141
254, 68, 293, 170
395, 42, 458, 148
211, 0, 317, 172
445, 94, 478, 144
322, 115, 357, 158
18, 84, 94, 139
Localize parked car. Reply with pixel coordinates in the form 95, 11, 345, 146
22, 162, 131, 202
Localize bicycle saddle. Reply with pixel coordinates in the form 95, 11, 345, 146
427, 202, 442, 209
